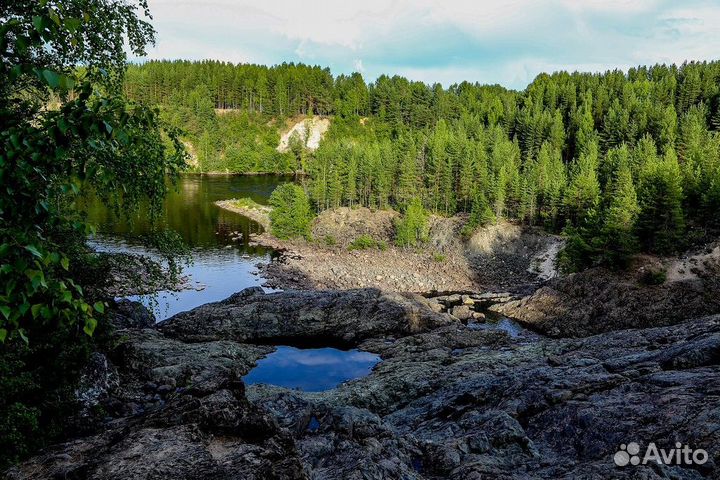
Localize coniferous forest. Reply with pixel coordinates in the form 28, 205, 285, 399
125, 59, 720, 268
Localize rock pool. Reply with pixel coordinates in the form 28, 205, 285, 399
243, 346, 381, 392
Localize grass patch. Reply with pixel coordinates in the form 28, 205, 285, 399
348, 234, 387, 251
229, 197, 266, 210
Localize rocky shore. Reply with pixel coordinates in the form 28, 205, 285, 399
493, 253, 720, 337
241, 207, 563, 294
8, 288, 720, 479
214, 199, 272, 231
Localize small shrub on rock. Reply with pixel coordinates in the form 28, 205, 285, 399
348, 234, 377, 250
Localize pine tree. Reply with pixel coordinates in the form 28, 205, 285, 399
395, 198, 429, 247
564, 141, 601, 225
269, 184, 315, 239
396, 141, 419, 206
636, 148, 685, 254
462, 189, 495, 236
600, 157, 640, 265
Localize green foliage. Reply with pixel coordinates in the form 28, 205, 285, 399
125, 57, 720, 267
348, 234, 378, 251
1, 0, 186, 343
0, 0, 186, 468
433, 252, 447, 262
0, 321, 99, 469
323, 235, 337, 246
640, 268, 668, 286
395, 199, 429, 248
636, 148, 686, 254
268, 184, 314, 239
462, 190, 495, 237
597, 156, 640, 266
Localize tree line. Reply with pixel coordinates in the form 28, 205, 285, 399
126, 59, 720, 267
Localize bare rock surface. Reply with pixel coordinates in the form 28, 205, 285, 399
158, 286, 455, 346
9, 289, 720, 479
494, 265, 720, 337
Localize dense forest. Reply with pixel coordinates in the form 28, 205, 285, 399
125, 59, 720, 267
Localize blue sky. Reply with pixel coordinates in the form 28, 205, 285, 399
142, 0, 720, 89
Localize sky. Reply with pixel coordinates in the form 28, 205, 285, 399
140, 0, 720, 90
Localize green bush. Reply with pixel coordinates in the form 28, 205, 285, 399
640, 268, 667, 286
395, 199, 429, 247
323, 235, 337, 246
348, 234, 377, 250
0, 320, 101, 469
269, 184, 314, 239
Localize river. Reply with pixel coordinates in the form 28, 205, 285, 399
85, 174, 288, 320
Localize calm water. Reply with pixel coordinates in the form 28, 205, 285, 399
243, 346, 381, 392
467, 313, 535, 339
85, 174, 290, 319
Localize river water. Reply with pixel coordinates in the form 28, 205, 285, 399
85, 174, 288, 320
86, 173, 384, 391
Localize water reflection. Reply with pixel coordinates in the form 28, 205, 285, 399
243, 346, 381, 392
84, 174, 290, 319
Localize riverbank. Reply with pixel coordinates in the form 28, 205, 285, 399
215, 199, 272, 231
100, 252, 201, 296
238, 207, 564, 293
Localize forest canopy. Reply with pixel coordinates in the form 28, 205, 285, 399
125, 59, 720, 267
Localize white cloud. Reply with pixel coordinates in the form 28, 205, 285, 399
142, 0, 720, 88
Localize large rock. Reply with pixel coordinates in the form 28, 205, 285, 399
7, 300, 304, 480
158, 287, 455, 346
7, 380, 306, 480
492, 266, 720, 337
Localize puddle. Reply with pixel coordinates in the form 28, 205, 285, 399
243, 346, 381, 392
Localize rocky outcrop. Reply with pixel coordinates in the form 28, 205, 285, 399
9, 289, 720, 479
493, 266, 720, 337
251, 216, 564, 294
244, 315, 720, 479
158, 287, 455, 346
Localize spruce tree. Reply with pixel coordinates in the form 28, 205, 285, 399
564, 141, 601, 225
636, 148, 685, 254
600, 157, 640, 266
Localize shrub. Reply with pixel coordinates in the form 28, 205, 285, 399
395, 198, 429, 247
348, 234, 377, 250
323, 235, 337, 246
433, 252, 447, 262
269, 184, 314, 240
640, 268, 667, 285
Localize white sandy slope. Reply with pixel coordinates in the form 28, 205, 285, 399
277, 117, 330, 153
